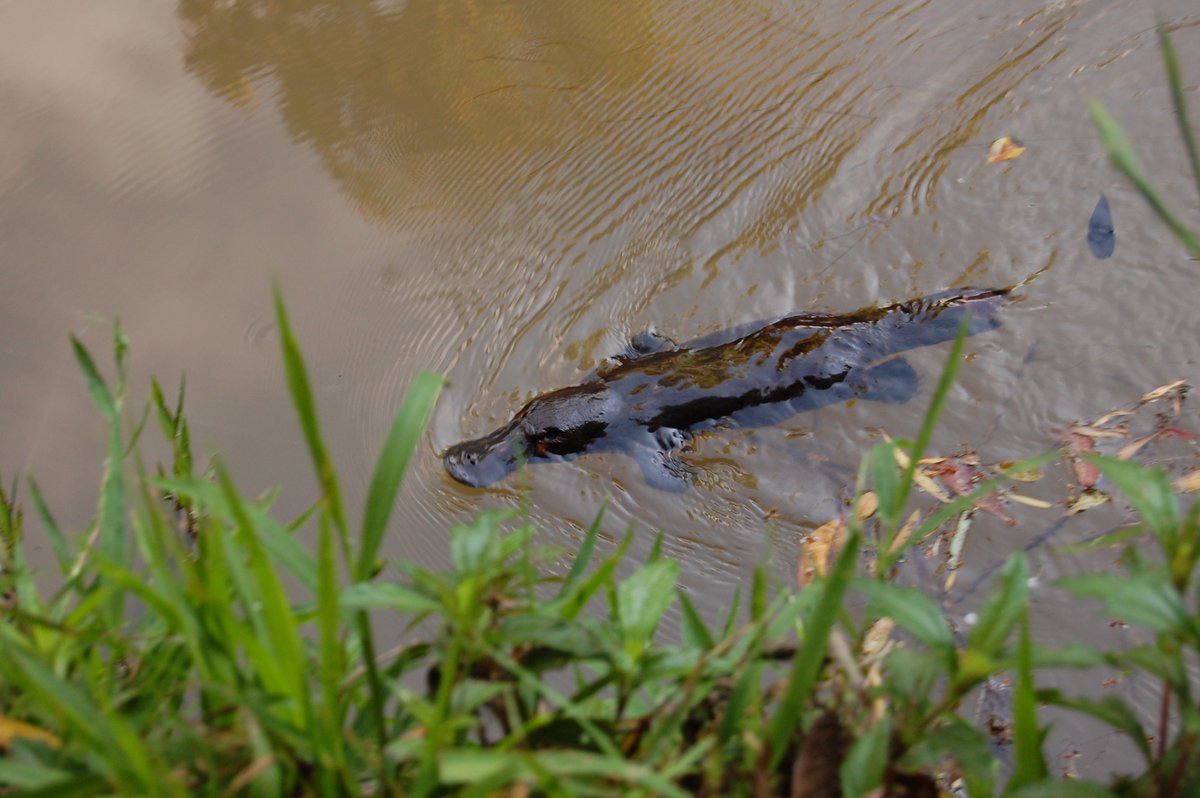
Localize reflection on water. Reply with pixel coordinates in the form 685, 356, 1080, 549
3, 0, 1199, 777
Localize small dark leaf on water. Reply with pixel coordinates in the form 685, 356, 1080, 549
1087, 194, 1115, 259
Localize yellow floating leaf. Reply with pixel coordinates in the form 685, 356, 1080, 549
1067, 490, 1110, 515
887, 509, 924, 556
1069, 424, 1127, 440
1008, 493, 1054, 509
0, 716, 61, 750
1091, 409, 1134, 427
1117, 431, 1161, 461
798, 519, 846, 587
986, 136, 1026, 164
854, 491, 879, 521
915, 469, 952, 502
998, 461, 1044, 482
1140, 379, 1187, 404
944, 513, 972, 591
862, 617, 896, 661
1175, 469, 1200, 493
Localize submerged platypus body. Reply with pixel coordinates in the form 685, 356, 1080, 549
444, 287, 1009, 490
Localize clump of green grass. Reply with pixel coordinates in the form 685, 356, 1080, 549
1, 285, 1197, 797
3, 24, 1200, 798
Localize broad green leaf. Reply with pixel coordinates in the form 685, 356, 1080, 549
855, 579, 954, 655
450, 510, 509, 575
0, 761, 80, 792
340, 582, 442, 615
906, 717, 997, 798
840, 712, 890, 798
1059, 572, 1191, 635
617, 559, 679, 653
1036, 689, 1150, 763
967, 552, 1029, 660
1087, 455, 1178, 549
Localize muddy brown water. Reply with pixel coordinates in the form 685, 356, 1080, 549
3, 0, 1198, 779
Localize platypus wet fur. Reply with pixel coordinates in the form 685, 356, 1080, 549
444, 287, 1008, 491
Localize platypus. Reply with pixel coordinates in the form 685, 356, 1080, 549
444, 287, 1009, 490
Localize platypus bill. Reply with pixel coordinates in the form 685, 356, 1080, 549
444, 287, 1008, 491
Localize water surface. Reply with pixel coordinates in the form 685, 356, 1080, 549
2, 0, 1198, 777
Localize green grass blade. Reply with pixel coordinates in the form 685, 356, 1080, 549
271, 282, 350, 562
216, 462, 310, 724
1158, 22, 1200, 205
27, 476, 70, 575
1006, 613, 1049, 793
357, 369, 443, 581
1090, 101, 1200, 258
315, 507, 348, 781
676, 588, 714, 650
767, 529, 859, 769
717, 660, 760, 745
0, 639, 167, 795
561, 502, 605, 596
881, 318, 968, 564
69, 335, 115, 423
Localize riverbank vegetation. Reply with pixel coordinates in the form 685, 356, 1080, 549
2, 23, 1199, 798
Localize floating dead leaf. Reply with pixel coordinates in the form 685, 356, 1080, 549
1175, 470, 1200, 493
1068, 424, 1127, 440
862, 617, 896, 662
1091, 409, 1134, 427
928, 459, 1016, 525
798, 519, 847, 587
1117, 431, 1161, 461
887, 509, 924, 556
1140, 379, 1187, 404
987, 136, 1026, 163
1067, 490, 1110, 515
914, 468, 952, 503
1008, 493, 1054, 509
998, 460, 1044, 482
0, 715, 61, 751
1063, 433, 1100, 489
944, 513, 972, 591
918, 456, 947, 465
854, 491, 879, 521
